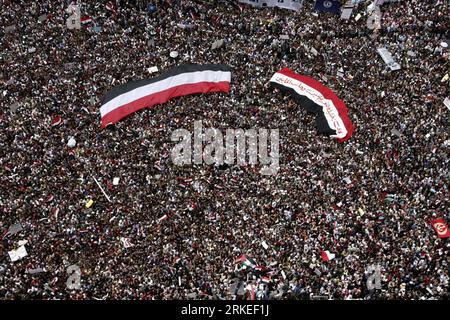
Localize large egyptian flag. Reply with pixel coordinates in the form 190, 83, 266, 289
269, 68, 353, 142
100, 64, 231, 127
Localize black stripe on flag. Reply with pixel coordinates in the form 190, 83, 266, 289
102, 64, 232, 105
270, 82, 337, 137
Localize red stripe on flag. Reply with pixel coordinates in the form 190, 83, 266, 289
101, 81, 230, 127
81, 16, 93, 23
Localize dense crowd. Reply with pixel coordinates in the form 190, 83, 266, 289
0, 0, 449, 300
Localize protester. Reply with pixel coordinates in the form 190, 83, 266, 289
0, 0, 448, 300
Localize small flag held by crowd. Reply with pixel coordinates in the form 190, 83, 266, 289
81, 16, 93, 27
321, 250, 336, 262
234, 254, 256, 269
261, 276, 271, 284
430, 218, 450, 238
51, 115, 63, 126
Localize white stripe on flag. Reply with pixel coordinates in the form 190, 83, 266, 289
100, 70, 231, 117
270, 72, 348, 139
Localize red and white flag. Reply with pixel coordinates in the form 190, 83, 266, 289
81, 16, 93, 24
45, 194, 54, 202
254, 265, 267, 272
234, 254, 256, 268
269, 68, 353, 142
100, 64, 231, 127
234, 254, 247, 263
430, 218, 450, 238
321, 250, 336, 262
51, 115, 62, 126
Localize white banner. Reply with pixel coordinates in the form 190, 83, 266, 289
238, 0, 303, 11
148, 66, 159, 74
377, 47, 401, 71
341, 4, 354, 20
8, 245, 28, 262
